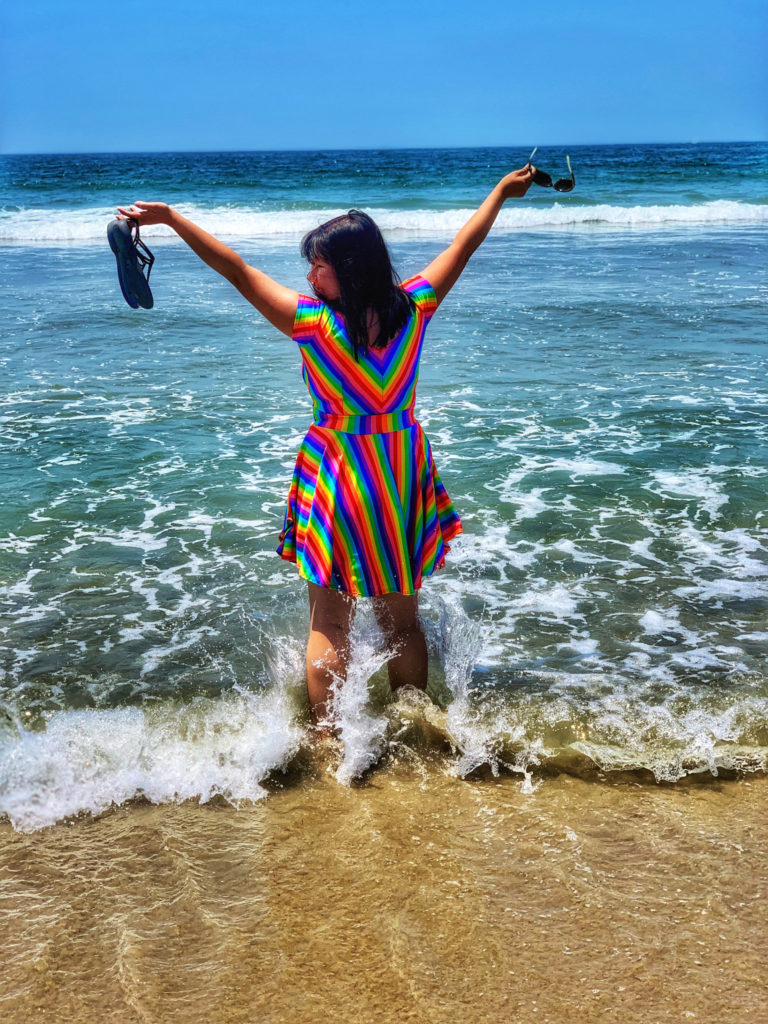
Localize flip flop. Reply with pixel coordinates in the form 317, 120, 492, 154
107, 218, 155, 309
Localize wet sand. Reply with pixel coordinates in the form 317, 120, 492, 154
1, 764, 766, 1024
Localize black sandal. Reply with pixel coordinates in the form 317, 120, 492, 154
107, 217, 155, 309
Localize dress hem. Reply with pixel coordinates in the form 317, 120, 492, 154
277, 524, 462, 598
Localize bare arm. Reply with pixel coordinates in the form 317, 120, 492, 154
116, 202, 299, 336
419, 165, 535, 306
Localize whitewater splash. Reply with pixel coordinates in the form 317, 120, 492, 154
2, 200, 768, 244
2, 597, 766, 833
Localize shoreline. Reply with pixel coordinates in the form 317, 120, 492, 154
2, 766, 765, 1023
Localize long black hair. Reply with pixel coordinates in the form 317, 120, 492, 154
301, 210, 414, 360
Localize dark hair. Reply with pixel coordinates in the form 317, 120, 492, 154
301, 210, 414, 360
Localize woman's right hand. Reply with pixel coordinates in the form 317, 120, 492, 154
116, 201, 172, 226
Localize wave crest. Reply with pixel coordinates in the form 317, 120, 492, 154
2, 200, 767, 244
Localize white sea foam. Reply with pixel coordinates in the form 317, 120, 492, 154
3, 200, 767, 244
139, 625, 219, 678
545, 457, 627, 477
2, 599, 767, 831
0, 568, 43, 599
490, 454, 626, 518
88, 526, 168, 554
638, 607, 698, 646
628, 538, 668, 565
646, 469, 729, 520
509, 582, 583, 619
675, 577, 768, 604
0, 533, 48, 555
675, 525, 768, 579
0, 687, 303, 833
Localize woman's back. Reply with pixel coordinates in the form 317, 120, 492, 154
294, 276, 437, 425
278, 274, 460, 596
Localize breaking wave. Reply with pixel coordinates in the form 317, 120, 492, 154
2, 200, 768, 244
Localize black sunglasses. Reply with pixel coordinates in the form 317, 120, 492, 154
527, 147, 575, 192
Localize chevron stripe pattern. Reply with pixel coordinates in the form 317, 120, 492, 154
277, 276, 462, 596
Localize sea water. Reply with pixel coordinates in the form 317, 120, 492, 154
1, 143, 767, 831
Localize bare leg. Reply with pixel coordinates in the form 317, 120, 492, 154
306, 582, 355, 728
372, 592, 427, 692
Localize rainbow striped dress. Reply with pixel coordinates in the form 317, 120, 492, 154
277, 275, 462, 597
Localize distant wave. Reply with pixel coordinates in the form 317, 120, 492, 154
2, 200, 767, 244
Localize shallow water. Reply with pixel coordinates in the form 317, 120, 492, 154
1, 765, 766, 1023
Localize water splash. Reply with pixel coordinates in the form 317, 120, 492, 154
326, 610, 390, 786
0, 685, 303, 833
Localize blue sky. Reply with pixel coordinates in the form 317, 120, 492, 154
1, 0, 765, 153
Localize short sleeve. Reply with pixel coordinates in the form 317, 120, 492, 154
400, 275, 438, 325
293, 294, 325, 345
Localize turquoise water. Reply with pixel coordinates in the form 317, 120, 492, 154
2, 143, 767, 829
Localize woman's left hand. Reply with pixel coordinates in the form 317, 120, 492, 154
499, 165, 536, 199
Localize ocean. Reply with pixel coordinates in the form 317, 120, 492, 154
2, 142, 768, 827
1, 141, 767, 1022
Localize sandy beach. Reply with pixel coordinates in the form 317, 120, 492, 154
2, 762, 765, 1024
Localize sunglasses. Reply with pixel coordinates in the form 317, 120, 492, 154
527, 147, 575, 192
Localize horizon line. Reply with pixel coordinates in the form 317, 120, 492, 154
1, 139, 765, 159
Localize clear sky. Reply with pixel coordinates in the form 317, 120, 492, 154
1, 0, 765, 154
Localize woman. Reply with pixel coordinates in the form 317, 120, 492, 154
117, 163, 535, 729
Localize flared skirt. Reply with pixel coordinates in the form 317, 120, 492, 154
276, 423, 462, 597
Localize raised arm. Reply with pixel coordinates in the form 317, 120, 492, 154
116, 202, 299, 336
419, 164, 535, 306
